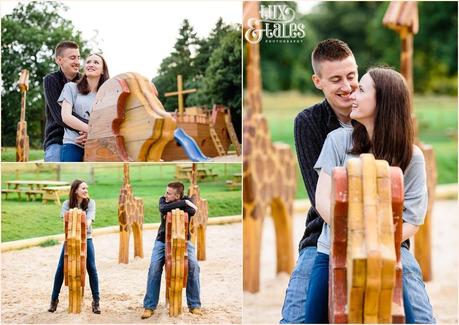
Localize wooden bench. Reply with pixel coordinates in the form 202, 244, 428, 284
329, 154, 404, 323
42, 186, 71, 205
1, 188, 43, 201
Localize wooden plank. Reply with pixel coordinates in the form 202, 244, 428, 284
376, 161, 396, 323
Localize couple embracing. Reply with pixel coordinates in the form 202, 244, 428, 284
43, 41, 109, 162
281, 39, 435, 324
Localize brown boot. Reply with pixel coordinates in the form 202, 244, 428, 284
92, 299, 101, 314
189, 307, 203, 316
141, 308, 155, 319
48, 299, 59, 313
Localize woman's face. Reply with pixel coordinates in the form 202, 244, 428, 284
76, 182, 89, 200
84, 54, 104, 78
350, 73, 377, 124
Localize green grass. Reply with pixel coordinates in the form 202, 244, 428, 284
1, 147, 44, 161
262, 92, 458, 199
1, 163, 241, 242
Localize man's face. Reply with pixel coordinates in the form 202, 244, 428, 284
312, 55, 358, 123
165, 187, 179, 203
56, 48, 80, 78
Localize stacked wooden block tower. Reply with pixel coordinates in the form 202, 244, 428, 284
64, 208, 87, 314
165, 209, 189, 316
329, 154, 405, 323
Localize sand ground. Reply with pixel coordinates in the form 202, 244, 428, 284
243, 200, 458, 324
1, 223, 242, 324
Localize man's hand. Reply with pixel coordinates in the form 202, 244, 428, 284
185, 199, 198, 212
75, 131, 88, 146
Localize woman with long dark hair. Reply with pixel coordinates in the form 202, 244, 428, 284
304, 67, 434, 323
48, 179, 100, 314
58, 53, 109, 162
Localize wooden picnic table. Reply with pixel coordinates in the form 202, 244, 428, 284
2, 180, 70, 204
175, 165, 218, 181
226, 173, 242, 190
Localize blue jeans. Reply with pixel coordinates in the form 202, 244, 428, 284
61, 143, 84, 162
44, 143, 62, 162
51, 238, 100, 301
401, 246, 436, 323
280, 246, 317, 323
143, 240, 201, 309
280, 246, 435, 323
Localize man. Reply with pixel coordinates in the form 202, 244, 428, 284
43, 41, 86, 161
141, 182, 202, 319
280, 39, 435, 323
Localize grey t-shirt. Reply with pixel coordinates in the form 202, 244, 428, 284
60, 199, 96, 239
314, 127, 428, 255
58, 82, 95, 148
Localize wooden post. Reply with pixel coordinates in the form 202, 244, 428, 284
164, 75, 197, 116
16, 69, 30, 162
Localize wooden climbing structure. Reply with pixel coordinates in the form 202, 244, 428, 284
118, 163, 144, 264
64, 208, 87, 314
383, 1, 436, 281
84, 72, 176, 162
329, 154, 405, 323
188, 163, 208, 261
242, 1, 297, 293
162, 104, 240, 160
16, 69, 29, 162
83, 72, 240, 162
165, 209, 189, 317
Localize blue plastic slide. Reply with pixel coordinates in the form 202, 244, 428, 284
174, 128, 209, 162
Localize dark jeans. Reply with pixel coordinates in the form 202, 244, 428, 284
51, 238, 100, 301
304, 252, 416, 324
61, 143, 84, 162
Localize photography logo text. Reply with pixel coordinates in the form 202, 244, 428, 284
245, 4, 305, 44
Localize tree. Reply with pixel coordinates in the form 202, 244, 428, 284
200, 26, 242, 140
153, 19, 242, 139
1, 1, 93, 148
153, 19, 198, 111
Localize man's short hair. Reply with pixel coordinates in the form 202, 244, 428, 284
168, 182, 184, 198
55, 41, 79, 58
311, 39, 353, 76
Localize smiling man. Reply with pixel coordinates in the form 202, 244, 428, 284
43, 41, 82, 162
280, 39, 435, 324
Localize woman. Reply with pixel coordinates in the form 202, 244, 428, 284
48, 179, 100, 314
304, 67, 433, 323
58, 53, 110, 162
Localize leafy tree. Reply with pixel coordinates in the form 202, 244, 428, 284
153, 19, 242, 139
200, 26, 242, 140
1, 1, 93, 148
153, 19, 198, 111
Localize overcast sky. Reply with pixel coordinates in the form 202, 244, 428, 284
1, 1, 319, 80
1, 0, 242, 80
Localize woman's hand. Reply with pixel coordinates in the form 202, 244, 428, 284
61, 100, 89, 133
315, 170, 332, 224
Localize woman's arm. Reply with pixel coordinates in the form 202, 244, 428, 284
402, 223, 419, 241
315, 170, 332, 224
61, 99, 89, 133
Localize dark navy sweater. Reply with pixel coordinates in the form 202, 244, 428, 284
156, 196, 196, 243
43, 69, 81, 149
